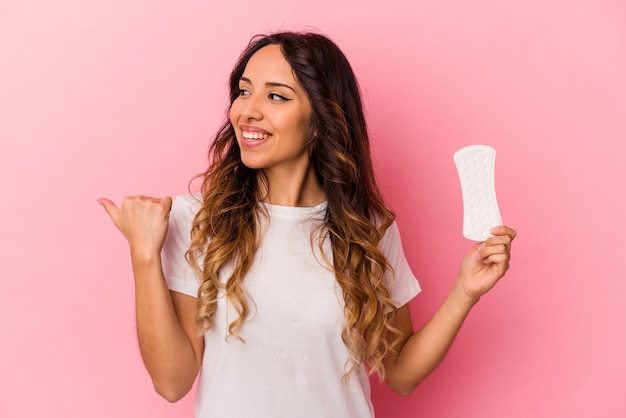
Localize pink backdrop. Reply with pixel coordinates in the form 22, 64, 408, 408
2, 1, 625, 417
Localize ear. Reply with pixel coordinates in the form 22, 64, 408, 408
307, 132, 318, 146
307, 124, 318, 143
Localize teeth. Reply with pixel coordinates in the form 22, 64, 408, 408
242, 131, 269, 140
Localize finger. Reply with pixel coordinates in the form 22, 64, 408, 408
473, 241, 488, 262
160, 196, 173, 214
481, 252, 510, 266
490, 225, 517, 240
485, 234, 512, 247
477, 243, 509, 263
485, 234, 513, 254
488, 226, 516, 255
147, 196, 173, 221
96, 198, 121, 228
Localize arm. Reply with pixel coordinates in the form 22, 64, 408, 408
98, 196, 204, 402
382, 225, 517, 395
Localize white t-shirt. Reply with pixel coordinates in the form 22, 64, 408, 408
162, 194, 421, 418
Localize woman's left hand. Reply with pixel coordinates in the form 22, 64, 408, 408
456, 225, 517, 305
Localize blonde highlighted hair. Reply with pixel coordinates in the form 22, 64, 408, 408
186, 31, 403, 380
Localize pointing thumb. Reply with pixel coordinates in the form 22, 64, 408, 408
97, 197, 121, 228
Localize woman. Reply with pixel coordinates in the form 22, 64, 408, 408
98, 31, 516, 417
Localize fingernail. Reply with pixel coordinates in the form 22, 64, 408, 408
490, 226, 499, 234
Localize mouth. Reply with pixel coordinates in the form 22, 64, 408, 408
242, 131, 271, 141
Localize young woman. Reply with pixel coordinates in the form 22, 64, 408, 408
98, 31, 516, 417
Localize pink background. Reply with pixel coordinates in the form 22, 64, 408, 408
2, 1, 625, 417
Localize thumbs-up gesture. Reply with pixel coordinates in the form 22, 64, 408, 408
97, 196, 173, 260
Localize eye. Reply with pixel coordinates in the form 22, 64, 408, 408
268, 93, 289, 102
237, 88, 251, 97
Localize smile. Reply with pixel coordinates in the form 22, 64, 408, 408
242, 131, 271, 140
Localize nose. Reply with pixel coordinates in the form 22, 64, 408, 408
240, 93, 263, 121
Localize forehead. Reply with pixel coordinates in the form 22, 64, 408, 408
243, 44, 297, 84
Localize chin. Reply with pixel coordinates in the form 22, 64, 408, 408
239, 157, 265, 170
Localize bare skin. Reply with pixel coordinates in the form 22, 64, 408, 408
382, 226, 516, 395
98, 196, 203, 402
98, 44, 516, 400
99, 195, 515, 399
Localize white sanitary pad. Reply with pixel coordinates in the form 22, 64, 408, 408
453, 145, 503, 241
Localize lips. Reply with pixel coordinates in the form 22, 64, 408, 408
242, 131, 270, 140
239, 127, 272, 148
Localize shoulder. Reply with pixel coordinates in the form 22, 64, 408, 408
171, 193, 202, 218
379, 220, 402, 246
170, 193, 202, 224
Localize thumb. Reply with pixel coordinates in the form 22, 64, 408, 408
96, 197, 121, 228
461, 241, 487, 272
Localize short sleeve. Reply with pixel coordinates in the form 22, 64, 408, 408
161, 194, 202, 298
380, 221, 421, 307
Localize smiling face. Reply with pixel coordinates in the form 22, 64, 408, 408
230, 44, 314, 178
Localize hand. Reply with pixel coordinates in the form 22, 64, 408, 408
97, 195, 173, 260
455, 225, 517, 305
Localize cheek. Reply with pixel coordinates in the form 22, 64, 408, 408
299, 106, 314, 136
229, 103, 238, 125
284, 111, 310, 134
228, 108, 242, 143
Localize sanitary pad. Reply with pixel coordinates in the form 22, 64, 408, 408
453, 145, 503, 241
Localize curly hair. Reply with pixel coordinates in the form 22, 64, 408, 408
186, 31, 403, 380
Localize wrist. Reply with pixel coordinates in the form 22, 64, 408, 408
130, 247, 162, 266
452, 278, 480, 311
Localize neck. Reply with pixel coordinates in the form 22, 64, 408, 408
260, 164, 325, 207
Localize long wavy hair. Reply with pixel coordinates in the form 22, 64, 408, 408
186, 31, 402, 380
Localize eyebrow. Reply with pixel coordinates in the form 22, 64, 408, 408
239, 77, 296, 93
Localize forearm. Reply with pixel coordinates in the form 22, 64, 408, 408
384, 226, 516, 395
131, 253, 201, 401
387, 280, 477, 395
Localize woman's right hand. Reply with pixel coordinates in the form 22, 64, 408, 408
98, 195, 203, 400
97, 196, 173, 260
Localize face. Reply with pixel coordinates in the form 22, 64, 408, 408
230, 44, 314, 176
